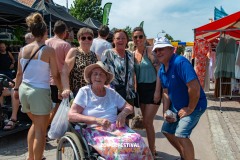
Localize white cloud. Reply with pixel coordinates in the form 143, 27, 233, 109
54, 0, 240, 42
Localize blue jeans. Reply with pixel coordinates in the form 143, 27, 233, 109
161, 107, 206, 138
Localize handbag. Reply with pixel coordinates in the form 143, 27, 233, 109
48, 98, 70, 139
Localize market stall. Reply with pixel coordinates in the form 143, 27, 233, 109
193, 11, 240, 110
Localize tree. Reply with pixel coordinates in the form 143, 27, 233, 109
70, 0, 103, 22
165, 33, 174, 41
123, 26, 132, 39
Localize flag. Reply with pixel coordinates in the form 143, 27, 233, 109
220, 6, 228, 15
139, 21, 144, 28
102, 2, 112, 25
214, 6, 228, 20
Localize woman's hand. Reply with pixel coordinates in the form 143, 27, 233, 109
153, 90, 161, 104
96, 118, 111, 130
116, 113, 126, 128
61, 89, 71, 98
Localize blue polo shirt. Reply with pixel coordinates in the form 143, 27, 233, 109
158, 54, 207, 111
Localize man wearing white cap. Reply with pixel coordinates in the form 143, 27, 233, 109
153, 37, 207, 160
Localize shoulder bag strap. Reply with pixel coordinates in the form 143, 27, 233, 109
23, 44, 45, 73
125, 51, 129, 87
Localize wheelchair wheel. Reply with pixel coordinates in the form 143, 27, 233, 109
56, 132, 85, 160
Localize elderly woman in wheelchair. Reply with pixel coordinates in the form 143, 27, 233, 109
59, 61, 153, 160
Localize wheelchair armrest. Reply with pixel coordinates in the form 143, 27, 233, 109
76, 122, 88, 128
69, 122, 87, 133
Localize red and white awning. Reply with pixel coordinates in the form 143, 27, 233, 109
194, 11, 240, 42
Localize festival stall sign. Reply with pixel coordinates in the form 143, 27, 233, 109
171, 42, 194, 47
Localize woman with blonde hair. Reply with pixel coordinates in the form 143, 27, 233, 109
61, 27, 98, 98
14, 12, 61, 160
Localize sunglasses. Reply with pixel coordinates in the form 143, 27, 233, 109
80, 36, 93, 41
133, 35, 144, 40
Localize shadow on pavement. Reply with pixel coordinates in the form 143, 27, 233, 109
155, 114, 164, 121
155, 151, 179, 160
45, 141, 57, 151
155, 131, 165, 139
207, 106, 240, 112
0, 130, 28, 156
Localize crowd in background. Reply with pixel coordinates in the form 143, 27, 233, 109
0, 12, 207, 160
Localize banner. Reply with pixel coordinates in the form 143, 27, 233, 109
102, 2, 112, 25
214, 6, 228, 20
139, 21, 144, 28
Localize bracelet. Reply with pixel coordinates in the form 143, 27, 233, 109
13, 88, 18, 91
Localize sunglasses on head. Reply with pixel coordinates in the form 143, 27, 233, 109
80, 36, 93, 41
133, 35, 144, 40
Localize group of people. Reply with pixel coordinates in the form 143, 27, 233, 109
0, 11, 207, 160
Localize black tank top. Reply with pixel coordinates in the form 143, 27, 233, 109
0, 52, 12, 70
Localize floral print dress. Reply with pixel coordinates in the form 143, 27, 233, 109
81, 124, 153, 160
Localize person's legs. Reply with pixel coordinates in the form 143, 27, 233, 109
32, 114, 49, 160
177, 137, 194, 160
141, 103, 159, 154
48, 85, 61, 126
10, 89, 19, 121
26, 112, 34, 160
3, 89, 20, 130
161, 118, 185, 158
163, 132, 184, 157
48, 103, 59, 125
0, 88, 11, 106
174, 108, 206, 160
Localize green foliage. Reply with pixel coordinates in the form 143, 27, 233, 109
164, 33, 184, 54
165, 33, 174, 41
70, 0, 103, 22
13, 26, 25, 43
176, 46, 184, 55
123, 26, 132, 39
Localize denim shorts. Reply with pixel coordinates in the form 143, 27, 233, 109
161, 107, 206, 138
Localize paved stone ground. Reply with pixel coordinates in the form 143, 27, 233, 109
0, 89, 240, 160
207, 94, 240, 160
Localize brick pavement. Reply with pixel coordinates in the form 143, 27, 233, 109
1, 91, 240, 160
207, 92, 240, 160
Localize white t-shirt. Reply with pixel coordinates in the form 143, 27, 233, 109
90, 38, 112, 57
73, 85, 126, 123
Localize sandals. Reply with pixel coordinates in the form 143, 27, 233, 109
3, 119, 18, 130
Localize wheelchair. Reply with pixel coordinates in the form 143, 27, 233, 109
56, 122, 105, 160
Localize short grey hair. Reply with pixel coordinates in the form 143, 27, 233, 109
25, 32, 34, 39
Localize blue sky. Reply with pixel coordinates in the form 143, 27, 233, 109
54, 0, 240, 42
